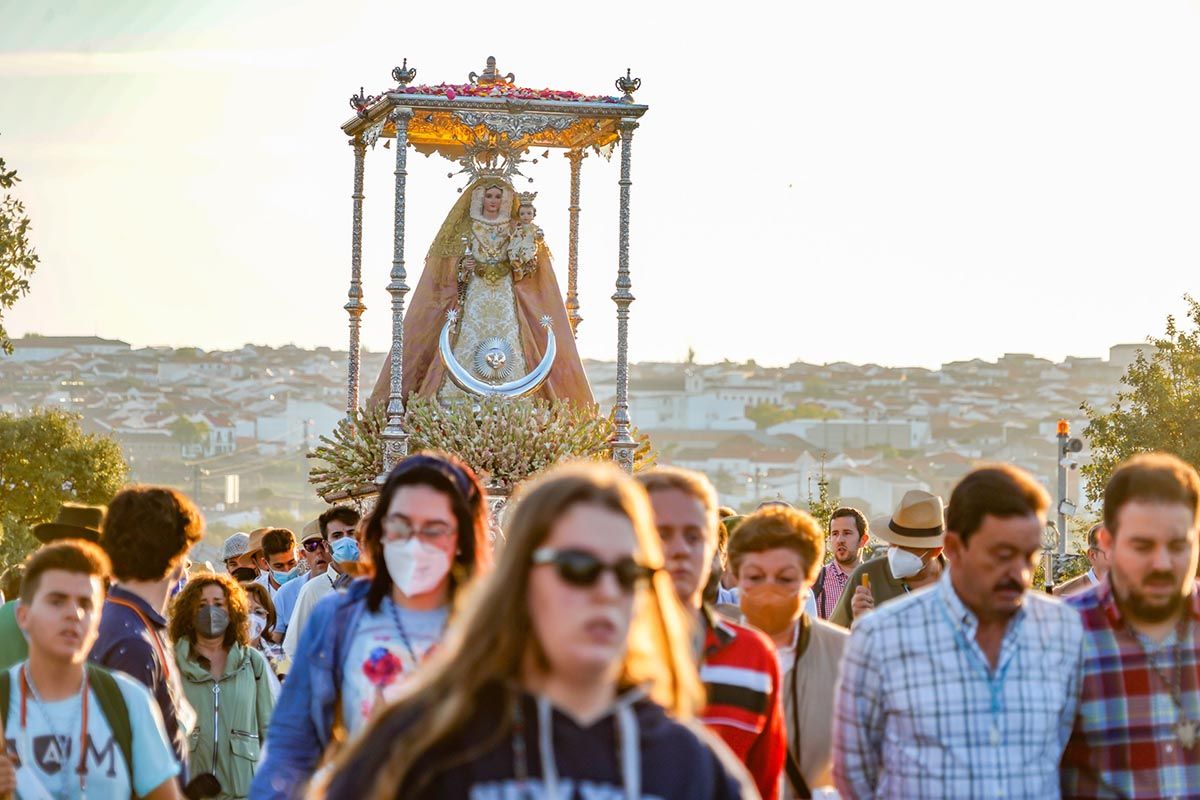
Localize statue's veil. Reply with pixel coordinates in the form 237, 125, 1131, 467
428, 178, 519, 259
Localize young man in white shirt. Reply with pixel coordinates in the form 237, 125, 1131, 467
1, 540, 181, 799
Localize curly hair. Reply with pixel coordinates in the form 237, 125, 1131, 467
168, 572, 250, 649
103, 486, 204, 581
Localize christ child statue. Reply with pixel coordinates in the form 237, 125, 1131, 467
507, 191, 544, 281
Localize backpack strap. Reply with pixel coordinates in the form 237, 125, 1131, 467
86, 663, 137, 799
811, 566, 827, 618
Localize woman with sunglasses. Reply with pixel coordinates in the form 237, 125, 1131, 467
317, 462, 757, 799
252, 452, 492, 800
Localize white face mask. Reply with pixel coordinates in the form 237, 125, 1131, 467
887, 546, 927, 580
248, 613, 267, 641
383, 537, 452, 597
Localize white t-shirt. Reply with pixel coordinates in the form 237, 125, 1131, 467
4, 663, 180, 800
282, 571, 339, 659
340, 599, 448, 736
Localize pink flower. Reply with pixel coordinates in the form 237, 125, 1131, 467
445, 88, 457, 100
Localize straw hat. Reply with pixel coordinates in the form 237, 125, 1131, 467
872, 490, 945, 548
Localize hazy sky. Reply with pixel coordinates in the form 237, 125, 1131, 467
2, 1, 1198, 368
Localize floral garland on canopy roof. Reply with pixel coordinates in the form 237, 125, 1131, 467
352, 82, 622, 114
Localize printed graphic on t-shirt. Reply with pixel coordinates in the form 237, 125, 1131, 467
341, 601, 448, 735
4, 665, 181, 799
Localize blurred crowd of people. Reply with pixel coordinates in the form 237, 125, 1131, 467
0, 447, 1198, 799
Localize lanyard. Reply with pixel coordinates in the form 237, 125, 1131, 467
108, 595, 172, 684
937, 599, 1015, 744
20, 664, 90, 794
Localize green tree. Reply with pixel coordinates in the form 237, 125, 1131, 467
169, 417, 210, 448
1082, 297, 1200, 502
0, 151, 40, 354
0, 409, 129, 570
806, 466, 840, 536
745, 402, 839, 431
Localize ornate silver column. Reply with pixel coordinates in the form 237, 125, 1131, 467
564, 148, 587, 337
344, 137, 367, 417
609, 119, 639, 472
381, 107, 414, 473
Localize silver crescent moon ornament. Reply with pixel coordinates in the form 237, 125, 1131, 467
439, 312, 556, 399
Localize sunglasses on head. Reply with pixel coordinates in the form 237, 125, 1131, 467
531, 548, 657, 592
301, 539, 325, 553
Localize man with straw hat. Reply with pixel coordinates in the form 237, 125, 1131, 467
0, 503, 107, 671
828, 490, 946, 628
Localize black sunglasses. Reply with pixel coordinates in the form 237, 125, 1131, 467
301, 539, 326, 553
531, 548, 657, 592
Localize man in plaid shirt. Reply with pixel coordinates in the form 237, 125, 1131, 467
1061, 453, 1200, 799
833, 465, 1085, 799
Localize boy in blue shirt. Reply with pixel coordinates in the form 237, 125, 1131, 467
1, 540, 181, 799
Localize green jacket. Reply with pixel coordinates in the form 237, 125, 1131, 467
0, 600, 27, 671
827, 554, 947, 628
176, 639, 275, 799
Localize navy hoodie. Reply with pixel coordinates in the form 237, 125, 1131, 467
322, 683, 758, 799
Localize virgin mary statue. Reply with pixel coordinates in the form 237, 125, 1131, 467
369, 177, 594, 408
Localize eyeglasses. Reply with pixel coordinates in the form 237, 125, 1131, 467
381, 516, 455, 541
301, 539, 325, 553
531, 548, 657, 593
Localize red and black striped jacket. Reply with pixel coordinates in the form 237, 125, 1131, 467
698, 606, 787, 800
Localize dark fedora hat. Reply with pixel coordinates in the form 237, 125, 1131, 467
32, 503, 105, 544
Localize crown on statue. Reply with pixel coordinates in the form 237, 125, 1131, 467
517, 191, 538, 205
448, 137, 535, 190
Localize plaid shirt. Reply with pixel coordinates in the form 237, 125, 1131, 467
1061, 582, 1200, 799
817, 562, 853, 620
833, 571, 1084, 799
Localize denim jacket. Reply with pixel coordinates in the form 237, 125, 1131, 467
250, 578, 371, 800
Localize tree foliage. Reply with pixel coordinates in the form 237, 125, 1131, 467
0, 409, 130, 571
805, 467, 841, 538
169, 417, 210, 447
745, 402, 839, 431
0, 151, 39, 354
1082, 296, 1200, 502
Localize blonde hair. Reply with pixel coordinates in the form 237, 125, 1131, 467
636, 466, 720, 538
324, 462, 703, 798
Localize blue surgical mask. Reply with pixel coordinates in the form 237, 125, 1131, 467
330, 537, 360, 563
272, 566, 301, 585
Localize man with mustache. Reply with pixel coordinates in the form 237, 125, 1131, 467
639, 468, 787, 800
812, 507, 869, 620
834, 465, 1085, 799
1061, 453, 1200, 798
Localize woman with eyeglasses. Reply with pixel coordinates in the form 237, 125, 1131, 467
316, 462, 758, 799
252, 452, 492, 800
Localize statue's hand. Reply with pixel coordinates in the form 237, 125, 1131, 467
461, 256, 476, 272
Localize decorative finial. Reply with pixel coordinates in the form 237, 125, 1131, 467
615, 68, 641, 103
350, 86, 370, 118
392, 58, 417, 86
469, 56, 515, 86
